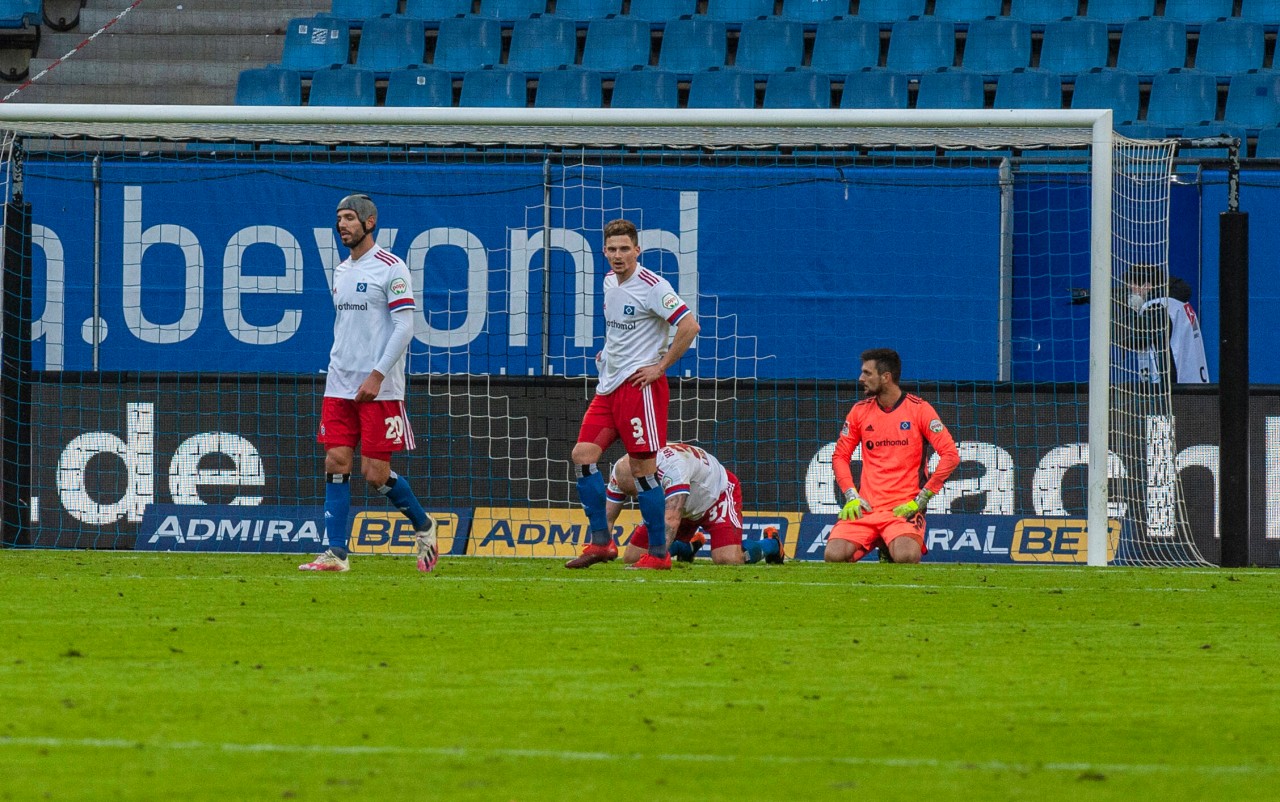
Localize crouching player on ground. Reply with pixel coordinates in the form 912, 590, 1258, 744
603, 443, 783, 566
827, 348, 960, 564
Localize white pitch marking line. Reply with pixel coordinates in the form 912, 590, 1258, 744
1, 736, 1274, 776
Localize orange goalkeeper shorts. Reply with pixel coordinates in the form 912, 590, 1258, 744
828, 509, 928, 557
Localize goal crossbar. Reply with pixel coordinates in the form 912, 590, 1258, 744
0, 105, 1112, 147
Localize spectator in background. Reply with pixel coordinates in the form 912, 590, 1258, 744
1124, 264, 1210, 385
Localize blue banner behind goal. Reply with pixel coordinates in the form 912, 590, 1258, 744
25, 160, 1005, 380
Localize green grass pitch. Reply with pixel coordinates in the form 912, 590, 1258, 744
2, 552, 1278, 801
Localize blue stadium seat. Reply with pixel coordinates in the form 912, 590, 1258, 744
885, 19, 955, 73
855, 0, 925, 22
1224, 71, 1280, 129
1007, 0, 1076, 24
1239, 0, 1280, 25
331, 0, 398, 22
1162, 0, 1232, 24
763, 70, 831, 108
476, 0, 546, 17
535, 68, 603, 106
962, 19, 1031, 75
550, 0, 623, 17
779, 0, 848, 23
687, 68, 755, 108
915, 67, 984, 108
281, 16, 350, 74
432, 16, 502, 72
705, 0, 775, 22
811, 19, 880, 74
506, 16, 576, 72
1195, 20, 1265, 76
1255, 126, 1280, 158
1116, 18, 1187, 76
839, 68, 909, 107
657, 19, 727, 74
582, 18, 651, 74
931, 0, 1001, 21
1038, 19, 1107, 75
994, 68, 1062, 109
735, 20, 804, 74
609, 68, 678, 107
629, 0, 697, 20
1179, 123, 1247, 158
355, 16, 426, 73
1145, 70, 1217, 127
0, 0, 38, 27
460, 67, 527, 105
385, 65, 453, 105
404, 0, 473, 19
1071, 67, 1140, 123
307, 65, 377, 105
235, 67, 302, 105
1083, 0, 1153, 22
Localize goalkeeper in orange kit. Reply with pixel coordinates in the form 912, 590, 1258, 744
827, 348, 960, 564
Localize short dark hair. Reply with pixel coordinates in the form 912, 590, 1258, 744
1124, 263, 1169, 290
603, 219, 639, 245
861, 348, 902, 383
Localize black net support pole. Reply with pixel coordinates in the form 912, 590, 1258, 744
1218, 206, 1249, 567
1, 194, 32, 547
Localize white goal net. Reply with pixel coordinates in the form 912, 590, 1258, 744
0, 106, 1210, 566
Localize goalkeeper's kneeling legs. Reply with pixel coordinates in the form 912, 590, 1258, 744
825, 519, 877, 562
824, 538, 869, 563
882, 515, 926, 564
885, 536, 923, 564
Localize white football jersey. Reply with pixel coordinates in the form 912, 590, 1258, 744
610, 443, 729, 520
597, 266, 690, 395
325, 245, 416, 400
1137, 297, 1210, 384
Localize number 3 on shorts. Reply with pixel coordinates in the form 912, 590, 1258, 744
384, 415, 405, 441
630, 417, 646, 446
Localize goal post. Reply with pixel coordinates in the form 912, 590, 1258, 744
0, 104, 1210, 566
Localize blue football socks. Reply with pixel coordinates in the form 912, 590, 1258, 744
377, 471, 429, 530
635, 474, 667, 558
576, 464, 611, 546
743, 537, 780, 564
324, 473, 351, 558
670, 540, 695, 561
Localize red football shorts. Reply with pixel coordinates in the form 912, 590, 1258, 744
629, 472, 743, 551
577, 376, 669, 456
828, 508, 929, 558
318, 397, 415, 461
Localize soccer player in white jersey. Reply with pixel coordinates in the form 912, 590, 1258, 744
1124, 264, 1210, 384
299, 194, 438, 574
566, 219, 700, 571
604, 444, 783, 565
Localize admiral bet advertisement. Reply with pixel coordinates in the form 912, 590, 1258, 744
22, 379, 1280, 565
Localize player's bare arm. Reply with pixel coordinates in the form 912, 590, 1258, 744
629, 314, 701, 387
663, 496, 683, 548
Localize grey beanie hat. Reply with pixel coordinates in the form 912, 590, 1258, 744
336, 193, 377, 225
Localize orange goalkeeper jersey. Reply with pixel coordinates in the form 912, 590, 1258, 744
832, 393, 960, 510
